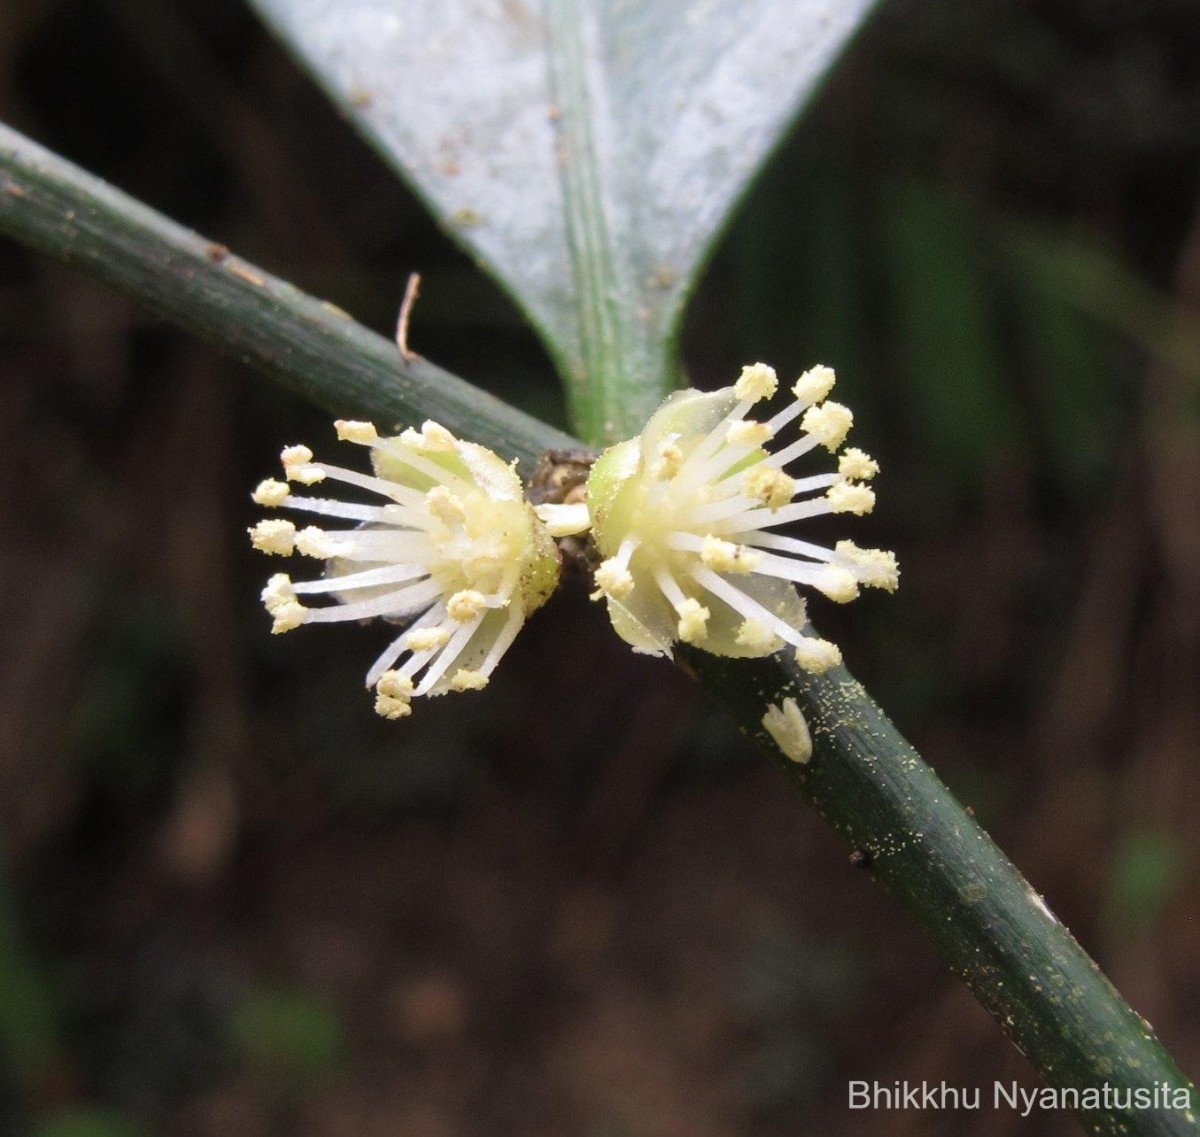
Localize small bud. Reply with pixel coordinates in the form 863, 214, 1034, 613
762, 697, 813, 763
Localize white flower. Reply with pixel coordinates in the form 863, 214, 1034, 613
585, 363, 898, 671
250, 419, 558, 718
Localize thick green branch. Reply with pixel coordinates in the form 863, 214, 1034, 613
0, 122, 1195, 1134
0, 122, 576, 472
687, 647, 1197, 1136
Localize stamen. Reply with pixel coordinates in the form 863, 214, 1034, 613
800, 402, 853, 452
252, 479, 290, 507
699, 535, 761, 574
794, 637, 842, 674
735, 497, 836, 530
364, 607, 446, 688
734, 532, 834, 562
414, 617, 482, 695
838, 448, 879, 481
725, 420, 773, 448
827, 482, 875, 515
290, 563, 430, 594
690, 567, 804, 648
792, 365, 836, 406
301, 578, 442, 623
274, 496, 396, 524
675, 598, 710, 643
249, 519, 296, 555
311, 461, 426, 508
733, 362, 778, 402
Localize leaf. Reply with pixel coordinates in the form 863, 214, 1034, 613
248, 0, 877, 443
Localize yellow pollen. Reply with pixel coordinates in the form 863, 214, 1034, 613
378, 671, 415, 699
800, 401, 853, 452
334, 419, 378, 444
794, 637, 842, 674
592, 559, 635, 600
826, 481, 875, 515
835, 540, 899, 591
280, 445, 326, 484
736, 619, 781, 654
700, 536, 762, 574
261, 573, 297, 614
734, 362, 778, 403
726, 419, 773, 448
792, 364, 836, 406
270, 603, 306, 634
249, 519, 296, 556
762, 697, 813, 763
426, 485, 467, 525
838, 447, 879, 481
745, 466, 795, 510
405, 627, 453, 653
449, 669, 489, 691
375, 694, 413, 719
447, 590, 487, 621
675, 598, 710, 643
252, 478, 290, 507
280, 444, 313, 468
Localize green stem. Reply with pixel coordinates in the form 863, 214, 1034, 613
0, 122, 576, 473
1, 121, 1194, 1134
687, 647, 1197, 1136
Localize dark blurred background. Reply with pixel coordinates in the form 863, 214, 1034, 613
2, 1, 1199, 1134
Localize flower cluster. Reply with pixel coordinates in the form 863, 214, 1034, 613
585, 363, 897, 673
249, 363, 897, 719
249, 419, 557, 719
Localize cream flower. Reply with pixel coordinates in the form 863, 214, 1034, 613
250, 419, 558, 718
586, 363, 898, 672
